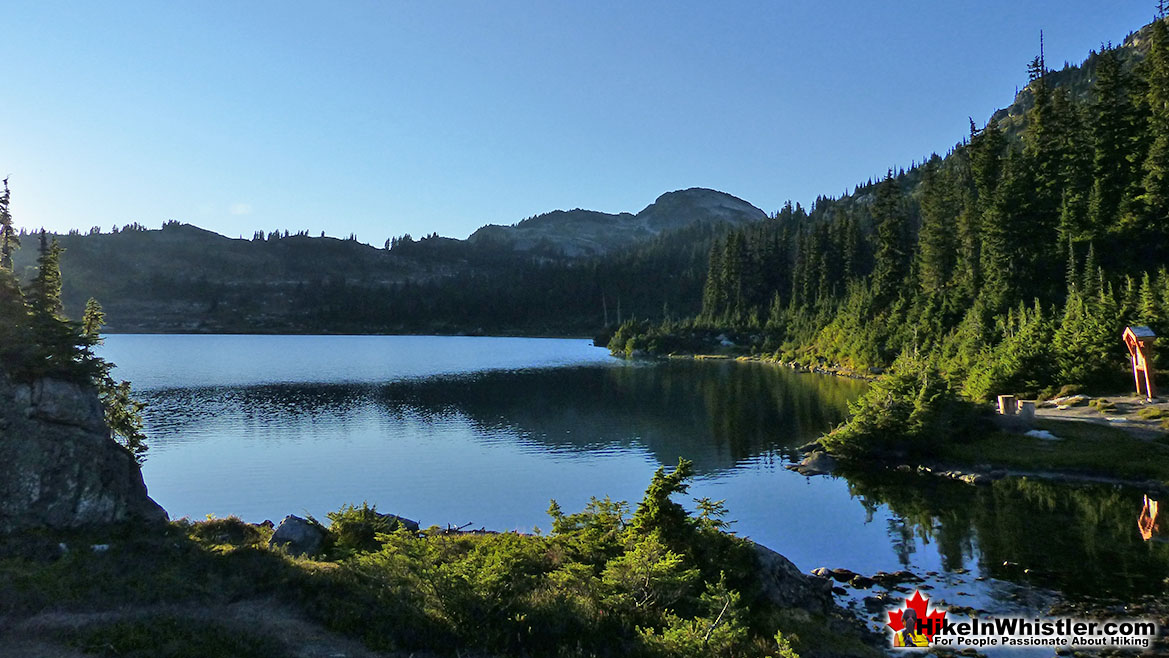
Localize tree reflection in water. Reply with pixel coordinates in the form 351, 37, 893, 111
843, 469, 1169, 600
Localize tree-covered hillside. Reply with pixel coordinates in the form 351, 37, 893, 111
615, 15, 1169, 400
9, 191, 757, 335
9, 16, 1169, 360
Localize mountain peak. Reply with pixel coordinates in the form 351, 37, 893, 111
468, 188, 765, 257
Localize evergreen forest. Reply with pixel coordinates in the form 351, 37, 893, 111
614, 16, 1169, 403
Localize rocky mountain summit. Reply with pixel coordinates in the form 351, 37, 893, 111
468, 188, 766, 257
0, 373, 167, 533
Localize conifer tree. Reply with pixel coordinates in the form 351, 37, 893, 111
1087, 46, 1140, 237
23, 232, 94, 380
0, 180, 29, 372
871, 171, 910, 302
1138, 270, 1161, 327
1136, 16, 1169, 242
0, 178, 18, 272
917, 158, 959, 296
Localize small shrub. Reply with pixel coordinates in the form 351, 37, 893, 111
1137, 407, 1168, 420
1090, 399, 1116, 413
822, 353, 987, 460
325, 502, 406, 557
187, 516, 267, 548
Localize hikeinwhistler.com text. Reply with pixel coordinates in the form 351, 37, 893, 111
925, 616, 1158, 650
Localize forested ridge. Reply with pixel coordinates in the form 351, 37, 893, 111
614, 14, 1169, 402
9, 191, 754, 335
9, 15, 1169, 379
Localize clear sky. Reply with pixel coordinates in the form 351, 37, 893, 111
1, 1, 1159, 245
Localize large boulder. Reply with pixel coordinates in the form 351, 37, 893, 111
269, 515, 326, 557
750, 541, 833, 614
0, 374, 167, 534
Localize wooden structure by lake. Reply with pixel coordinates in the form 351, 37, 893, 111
1123, 326, 1157, 402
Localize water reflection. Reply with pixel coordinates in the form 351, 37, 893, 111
844, 470, 1169, 599
140, 361, 865, 475
1140, 495, 1166, 543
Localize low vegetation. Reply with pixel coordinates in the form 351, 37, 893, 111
818, 353, 988, 460
1, 462, 877, 658
941, 419, 1169, 485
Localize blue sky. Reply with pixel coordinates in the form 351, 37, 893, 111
1, 1, 1159, 245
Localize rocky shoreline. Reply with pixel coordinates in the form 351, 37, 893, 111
788, 449, 1169, 496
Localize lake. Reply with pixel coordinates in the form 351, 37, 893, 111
99, 334, 1167, 649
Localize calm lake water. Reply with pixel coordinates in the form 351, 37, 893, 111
100, 335, 1168, 649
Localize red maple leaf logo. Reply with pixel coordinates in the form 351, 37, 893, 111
886, 590, 947, 640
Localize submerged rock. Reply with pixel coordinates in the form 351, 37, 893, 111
828, 567, 859, 583
794, 451, 838, 476
0, 373, 167, 534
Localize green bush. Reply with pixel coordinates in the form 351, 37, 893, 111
822, 353, 987, 460
185, 516, 268, 549
326, 501, 405, 557
305, 461, 816, 658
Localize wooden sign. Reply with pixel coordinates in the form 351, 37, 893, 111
1123, 326, 1157, 401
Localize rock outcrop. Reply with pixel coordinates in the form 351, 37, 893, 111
269, 515, 326, 556
0, 373, 167, 533
750, 541, 833, 614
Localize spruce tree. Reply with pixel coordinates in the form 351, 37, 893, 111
25, 232, 84, 379
1087, 45, 1139, 238
871, 171, 910, 302
0, 178, 19, 272
1138, 270, 1161, 327
1136, 16, 1169, 244
917, 158, 959, 296
0, 180, 30, 373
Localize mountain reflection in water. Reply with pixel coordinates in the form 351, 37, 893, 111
142, 360, 866, 475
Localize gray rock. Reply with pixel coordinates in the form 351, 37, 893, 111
863, 592, 896, 612
796, 451, 838, 476
381, 513, 420, 533
829, 568, 860, 582
849, 574, 877, 589
25, 378, 109, 435
750, 541, 832, 614
0, 374, 168, 534
270, 515, 326, 557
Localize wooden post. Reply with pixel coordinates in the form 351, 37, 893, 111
1018, 401, 1036, 423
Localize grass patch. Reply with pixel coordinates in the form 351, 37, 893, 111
1089, 398, 1117, 413
1137, 407, 1169, 420
941, 419, 1169, 484
72, 615, 289, 658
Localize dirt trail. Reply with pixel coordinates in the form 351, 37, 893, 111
1034, 393, 1169, 440
0, 598, 415, 658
